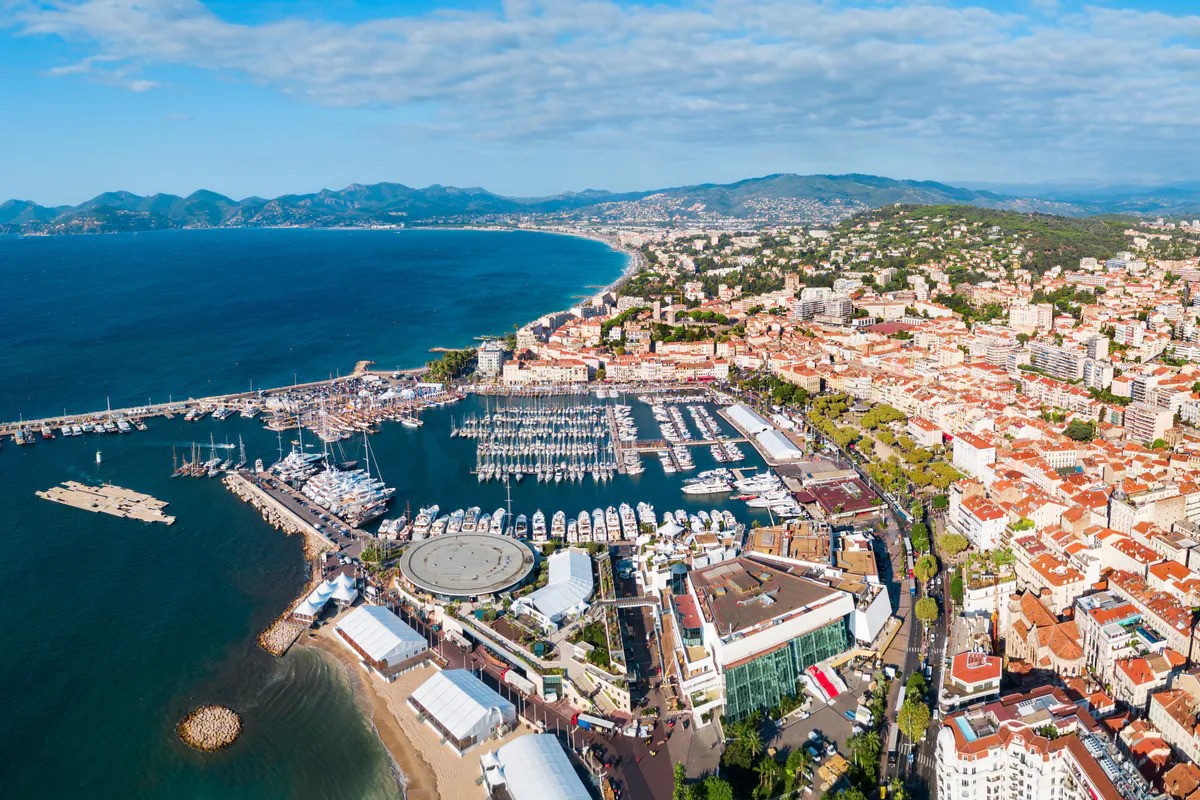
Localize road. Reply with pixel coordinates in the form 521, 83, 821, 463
765, 399, 947, 800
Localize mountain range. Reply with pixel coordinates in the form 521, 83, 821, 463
3, 173, 1199, 235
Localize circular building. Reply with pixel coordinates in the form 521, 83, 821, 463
399, 533, 536, 599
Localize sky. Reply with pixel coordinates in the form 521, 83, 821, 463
2, 0, 1199, 205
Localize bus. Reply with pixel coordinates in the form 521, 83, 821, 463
886, 723, 901, 767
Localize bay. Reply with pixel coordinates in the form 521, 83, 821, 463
0, 229, 628, 799
0, 228, 626, 421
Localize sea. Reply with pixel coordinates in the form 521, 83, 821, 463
0, 229, 773, 799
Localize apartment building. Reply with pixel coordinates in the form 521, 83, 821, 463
937, 687, 1154, 800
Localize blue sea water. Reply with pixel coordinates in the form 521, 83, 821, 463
0, 229, 628, 799
0, 228, 626, 421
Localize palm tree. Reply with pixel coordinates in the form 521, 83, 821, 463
755, 757, 783, 798
848, 729, 881, 769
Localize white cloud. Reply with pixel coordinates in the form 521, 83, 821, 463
9, 0, 1200, 180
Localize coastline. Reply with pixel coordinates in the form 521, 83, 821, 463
298, 622, 531, 800
300, 634, 437, 800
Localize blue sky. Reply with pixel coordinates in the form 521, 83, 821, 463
2, 0, 1199, 205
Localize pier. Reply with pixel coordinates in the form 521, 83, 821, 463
223, 471, 339, 656
36, 481, 176, 525
0, 365, 430, 441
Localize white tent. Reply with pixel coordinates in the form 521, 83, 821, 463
335, 605, 427, 668
756, 429, 803, 461
410, 669, 516, 752
512, 549, 593, 628
727, 403, 773, 435
480, 734, 591, 800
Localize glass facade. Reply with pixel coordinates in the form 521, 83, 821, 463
722, 619, 849, 721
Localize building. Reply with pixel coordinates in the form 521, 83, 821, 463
480, 734, 591, 800
476, 340, 510, 377
953, 432, 997, 482
1083, 358, 1115, 391
1030, 341, 1086, 382
408, 668, 517, 754
334, 605, 429, 681
1149, 675, 1200, 763
949, 491, 1008, 550
680, 557, 854, 722
937, 686, 1157, 800
510, 548, 594, 632
1009, 302, 1054, 332
502, 359, 588, 385
941, 652, 1002, 712
1125, 402, 1173, 444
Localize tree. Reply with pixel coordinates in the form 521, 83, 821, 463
950, 571, 964, 605
940, 532, 969, 557
847, 729, 882, 769
784, 746, 814, 792
701, 776, 735, 800
915, 554, 939, 584
910, 521, 930, 553
1063, 419, 1096, 442
673, 764, 690, 800
906, 670, 928, 697
754, 756, 783, 799
887, 778, 909, 800
898, 698, 931, 742
595, 366, 607, 382
915, 597, 939, 625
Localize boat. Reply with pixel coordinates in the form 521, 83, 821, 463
462, 506, 481, 532
40, 425, 54, 439
551, 510, 566, 540
515, 514, 529, 538
605, 506, 621, 539
431, 516, 449, 536
447, 508, 466, 533
490, 508, 507, 534
477, 512, 492, 533
592, 508, 606, 542
413, 505, 440, 537
577, 510, 591, 541
683, 478, 732, 495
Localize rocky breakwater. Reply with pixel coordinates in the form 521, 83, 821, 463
178, 705, 242, 751
221, 472, 331, 656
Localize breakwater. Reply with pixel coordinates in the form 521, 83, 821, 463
223, 472, 334, 656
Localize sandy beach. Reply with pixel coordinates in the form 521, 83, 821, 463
301, 617, 530, 800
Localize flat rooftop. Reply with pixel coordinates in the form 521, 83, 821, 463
399, 533, 536, 597
690, 557, 844, 635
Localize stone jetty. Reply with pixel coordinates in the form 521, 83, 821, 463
223, 472, 332, 656
177, 705, 241, 751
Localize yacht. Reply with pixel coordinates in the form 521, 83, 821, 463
431, 516, 449, 536
551, 510, 566, 540
413, 505, 440, 537
592, 508, 607, 542
606, 506, 621, 539
531, 510, 547, 541
515, 514, 529, 538
462, 506, 481, 532
477, 512, 492, 533
683, 478, 732, 495
577, 510, 592, 541
566, 518, 579, 543
490, 508, 507, 534
447, 508, 466, 533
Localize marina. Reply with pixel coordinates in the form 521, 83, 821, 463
35, 480, 176, 525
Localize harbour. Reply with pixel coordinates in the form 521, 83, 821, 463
0, 227, 630, 800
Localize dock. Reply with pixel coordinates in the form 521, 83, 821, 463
36, 481, 176, 524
